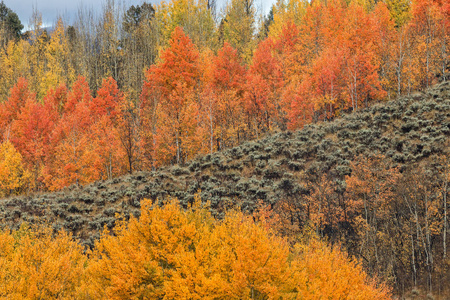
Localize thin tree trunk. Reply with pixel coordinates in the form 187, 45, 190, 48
444, 178, 448, 259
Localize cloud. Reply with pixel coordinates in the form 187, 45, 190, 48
4, 0, 274, 30
5, 0, 144, 29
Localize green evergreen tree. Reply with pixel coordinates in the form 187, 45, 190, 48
0, 1, 23, 48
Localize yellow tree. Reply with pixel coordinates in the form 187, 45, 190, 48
27, 8, 48, 97
268, 0, 309, 37
0, 40, 30, 101
0, 140, 32, 197
41, 18, 75, 99
155, 0, 217, 50
0, 226, 87, 298
86, 199, 196, 299
221, 0, 257, 61
85, 197, 391, 299
290, 235, 392, 299
86, 198, 292, 299
385, 0, 411, 27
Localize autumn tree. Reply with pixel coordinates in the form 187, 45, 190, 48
89, 77, 126, 180
141, 26, 204, 166
307, 47, 345, 120
268, 0, 308, 37
0, 225, 87, 298
155, 0, 217, 50
269, 21, 303, 127
341, 2, 386, 111
221, 0, 257, 61
290, 235, 391, 299
0, 78, 32, 140
40, 18, 75, 99
198, 48, 218, 154
10, 92, 59, 189
42, 76, 127, 189
0, 141, 32, 197
245, 37, 283, 137
0, 40, 30, 101
372, 2, 397, 99
86, 197, 391, 299
211, 42, 247, 148
385, 0, 411, 27
43, 76, 94, 190
408, 0, 449, 88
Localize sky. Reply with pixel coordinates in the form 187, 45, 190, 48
4, 0, 275, 30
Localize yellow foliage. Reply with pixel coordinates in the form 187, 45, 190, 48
85, 197, 391, 299
290, 236, 391, 299
222, 0, 257, 62
0, 40, 30, 100
0, 225, 87, 299
0, 141, 32, 197
41, 18, 75, 99
269, 0, 309, 38
385, 0, 410, 27
348, 0, 376, 12
155, 0, 216, 50
0, 196, 391, 299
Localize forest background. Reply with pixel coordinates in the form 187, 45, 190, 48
0, 0, 448, 191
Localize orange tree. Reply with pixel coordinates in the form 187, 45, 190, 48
86, 197, 392, 299
0, 225, 87, 299
141, 27, 204, 166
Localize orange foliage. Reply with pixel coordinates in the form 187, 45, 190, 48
64, 76, 92, 115
84, 198, 391, 299
245, 38, 283, 136
10, 97, 58, 179
0, 225, 87, 298
141, 27, 204, 166
43, 78, 93, 190
291, 235, 391, 299
0, 0, 447, 199
212, 42, 247, 148
0, 78, 32, 141
90, 77, 121, 122
0, 198, 391, 299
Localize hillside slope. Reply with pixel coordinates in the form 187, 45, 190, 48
1, 81, 449, 296
1, 81, 449, 246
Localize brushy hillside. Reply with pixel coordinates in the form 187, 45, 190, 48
0, 81, 449, 296
1, 81, 449, 245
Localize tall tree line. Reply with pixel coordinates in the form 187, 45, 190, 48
0, 0, 448, 189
